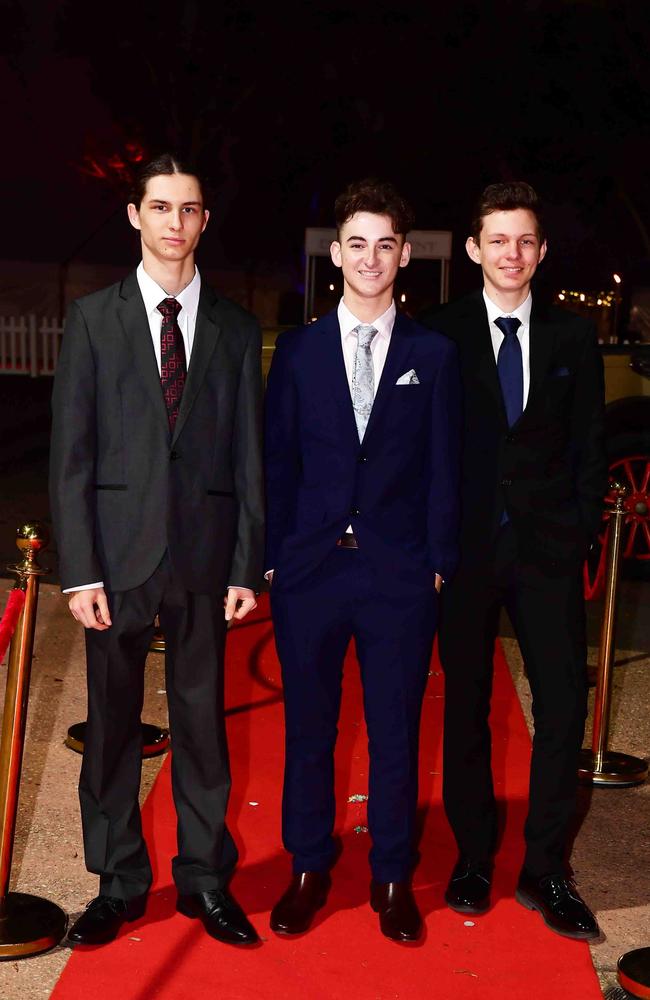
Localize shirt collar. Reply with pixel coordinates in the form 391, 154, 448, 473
136, 262, 201, 319
483, 289, 532, 328
337, 297, 396, 340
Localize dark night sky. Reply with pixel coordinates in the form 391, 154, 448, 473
3, 0, 650, 301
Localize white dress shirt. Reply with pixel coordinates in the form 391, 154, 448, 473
136, 262, 201, 373
338, 297, 396, 390
65, 264, 202, 593
483, 289, 532, 407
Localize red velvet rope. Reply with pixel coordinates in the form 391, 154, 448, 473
0, 588, 26, 664
583, 521, 610, 602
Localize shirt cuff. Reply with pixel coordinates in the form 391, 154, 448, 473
63, 582, 104, 594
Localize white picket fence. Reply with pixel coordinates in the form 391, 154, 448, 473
0, 316, 63, 377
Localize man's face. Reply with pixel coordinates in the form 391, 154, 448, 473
127, 173, 209, 264
465, 208, 546, 300
330, 212, 410, 302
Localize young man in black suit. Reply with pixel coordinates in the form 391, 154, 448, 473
422, 182, 606, 940
50, 154, 264, 946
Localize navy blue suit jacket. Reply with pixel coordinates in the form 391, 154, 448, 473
264, 308, 461, 591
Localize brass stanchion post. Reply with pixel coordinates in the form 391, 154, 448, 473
0, 523, 67, 958
578, 483, 648, 787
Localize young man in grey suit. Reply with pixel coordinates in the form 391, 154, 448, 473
422, 182, 606, 941
50, 154, 264, 946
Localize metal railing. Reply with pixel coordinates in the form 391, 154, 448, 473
0, 316, 62, 377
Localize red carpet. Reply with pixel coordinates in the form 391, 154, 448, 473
51, 596, 602, 999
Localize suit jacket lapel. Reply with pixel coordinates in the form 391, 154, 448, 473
172, 283, 222, 444
317, 311, 359, 442
118, 272, 169, 431
363, 311, 414, 441
465, 292, 509, 427
525, 300, 557, 420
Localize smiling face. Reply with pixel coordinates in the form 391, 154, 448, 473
330, 212, 411, 317
466, 208, 547, 308
127, 172, 209, 269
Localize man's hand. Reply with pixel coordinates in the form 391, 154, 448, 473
434, 574, 443, 593
224, 587, 257, 622
68, 588, 112, 630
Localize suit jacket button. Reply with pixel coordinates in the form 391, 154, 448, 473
170, 450, 179, 461
505, 433, 514, 443
358, 454, 368, 463
350, 506, 360, 516
501, 478, 512, 487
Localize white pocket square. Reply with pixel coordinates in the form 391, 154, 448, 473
396, 369, 420, 385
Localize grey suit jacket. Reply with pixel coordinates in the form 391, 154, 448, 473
50, 270, 264, 595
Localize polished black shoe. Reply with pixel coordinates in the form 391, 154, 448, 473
515, 871, 600, 940
445, 857, 492, 914
370, 880, 422, 943
67, 894, 147, 945
270, 871, 331, 935
176, 889, 259, 945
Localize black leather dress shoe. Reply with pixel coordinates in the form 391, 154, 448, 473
370, 881, 422, 943
270, 871, 331, 935
67, 894, 147, 945
176, 889, 259, 945
515, 871, 599, 940
445, 857, 492, 914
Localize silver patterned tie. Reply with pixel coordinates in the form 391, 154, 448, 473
351, 323, 378, 440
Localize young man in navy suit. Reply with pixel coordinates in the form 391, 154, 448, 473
264, 180, 461, 942
423, 182, 606, 941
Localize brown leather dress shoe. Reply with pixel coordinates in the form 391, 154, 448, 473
270, 871, 331, 934
370, 880, 422, 942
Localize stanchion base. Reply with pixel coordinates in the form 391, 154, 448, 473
618, 947, 650, 999
65, 722, 170, 758
149, 632, 165, 653
578, 749, 648, 787
0, 892, 67, 959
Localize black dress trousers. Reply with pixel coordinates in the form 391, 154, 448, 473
438, 524, 589, 877
80, 554, 237, 899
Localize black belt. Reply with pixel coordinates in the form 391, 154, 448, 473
336, 533, 359, 549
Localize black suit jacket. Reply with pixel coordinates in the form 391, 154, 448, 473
422, 291, 607, 570
50, 271, 264, 595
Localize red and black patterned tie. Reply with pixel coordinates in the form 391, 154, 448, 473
157, 297, 186, 432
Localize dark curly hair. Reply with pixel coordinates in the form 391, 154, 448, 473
335, 178, 415, 238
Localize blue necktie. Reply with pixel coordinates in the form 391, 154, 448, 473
494, 316, 523, 427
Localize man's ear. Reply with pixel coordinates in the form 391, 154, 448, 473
465, 236, 482, 264
399, 241, 412, 268
330, 241, 342, 268
201, 209, 210, 233
538, 239, 548, 264
127, 203, 142, 231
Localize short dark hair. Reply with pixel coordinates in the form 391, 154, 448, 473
471, 181, 544, 244
334, 178, 415, 238
130, 153, 207, 208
